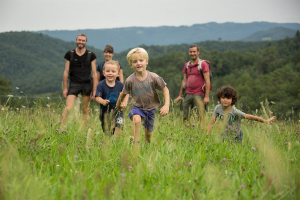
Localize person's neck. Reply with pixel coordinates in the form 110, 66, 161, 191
191, 57, 200, 65
135, 70, 148, 81
105, 59, 112, 62
75, 47, 86, 56
105, 79, 116, 87
222, 105, 232, 112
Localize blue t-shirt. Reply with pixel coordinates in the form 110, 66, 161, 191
95, 80, 124, 116
96, 60, 123, 81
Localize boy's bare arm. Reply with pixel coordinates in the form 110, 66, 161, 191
207, 116, 216, 136
160, 86, 170, 116
245, 114, 276, 123
95, 96, 110, 106
203, 71, 210, 105
63, 60, 70, 98
116, 91, 127, 110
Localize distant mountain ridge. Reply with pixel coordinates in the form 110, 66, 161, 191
36, 22, 300, 52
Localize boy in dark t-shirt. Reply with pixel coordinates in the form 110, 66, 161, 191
95, 60, 127, 136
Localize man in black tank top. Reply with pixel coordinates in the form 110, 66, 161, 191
61, 34, 97, 127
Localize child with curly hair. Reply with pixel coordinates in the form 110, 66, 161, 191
207, 85, 276, 143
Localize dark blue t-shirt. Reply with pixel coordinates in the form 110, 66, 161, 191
95, 80, 124, 116
96, 60, 123, 81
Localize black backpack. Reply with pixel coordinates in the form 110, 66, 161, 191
185, 59, 213, 91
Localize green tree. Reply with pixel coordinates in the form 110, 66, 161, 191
0, 77, 12, 95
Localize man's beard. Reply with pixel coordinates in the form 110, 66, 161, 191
77, 44, 85, 49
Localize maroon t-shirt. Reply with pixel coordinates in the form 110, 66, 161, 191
182, 61, 209, 95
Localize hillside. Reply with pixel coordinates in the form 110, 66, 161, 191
0, 32, 103, 94
36, 22, 300, 52
243, 27, 298, 41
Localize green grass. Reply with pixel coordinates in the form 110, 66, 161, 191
0, 101, 299, 200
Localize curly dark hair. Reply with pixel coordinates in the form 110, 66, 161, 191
216, 86, 238, 105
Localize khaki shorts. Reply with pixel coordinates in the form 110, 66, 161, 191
182, 94, 206, 119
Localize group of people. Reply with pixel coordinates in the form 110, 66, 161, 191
61, 34, 276, 144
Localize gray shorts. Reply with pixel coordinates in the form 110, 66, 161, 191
182, 94, 206, 119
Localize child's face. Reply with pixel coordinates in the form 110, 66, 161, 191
103, 64, 119, 82
103, 51, 114, 61
131, 56, 148, 72
220, 96, 233, 107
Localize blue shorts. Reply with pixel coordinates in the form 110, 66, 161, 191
129, 106, 156, 131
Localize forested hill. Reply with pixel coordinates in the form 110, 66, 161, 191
36, 22, 300, 52
1, 31, 300, 118
0, 32, 102, 94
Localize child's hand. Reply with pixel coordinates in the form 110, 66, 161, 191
267, 116, 276, 123
101, 99, 110, 106
159, 105, 169, 116
119, 102, 127, 111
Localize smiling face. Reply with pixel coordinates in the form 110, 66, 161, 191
131, 55, 148, 73
188, 47, 199, 61
103, 51, 114, 62
220, 96, 233, 108
103, 63, 119, 83
75, 35, 87, 49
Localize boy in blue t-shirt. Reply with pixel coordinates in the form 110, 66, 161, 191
207, 85, 276, 143
95, 60, 128, 136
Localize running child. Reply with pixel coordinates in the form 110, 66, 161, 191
116, 47, 170, 144
207, 85, 276, 143
95, 60, 127, 136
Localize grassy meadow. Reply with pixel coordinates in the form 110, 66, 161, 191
0, 99, 299, 200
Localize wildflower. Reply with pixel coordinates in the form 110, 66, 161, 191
187, 124, 190, 127
260, 170, 265, 177
56, 129, 59, 132
230, 172, 233, 176
87, 147, 92, 150
222, 158, 227, 162
240, 185, 246, 188
188, 162, 192, 166
290, 159, 294, 163
153, 185, 156, 189
51, 123, 53, 126
99, 143, 102, 148
128, 166, 133, 171
121, 173, 125, 178
251, 147, 256, 151
61, 129, 67, 133
16, 87, 19, 90
32, 170, 35, 172
47, 97, 50, 99
56, 165, 60, 167
192, 124, 195, 127
74, 155, 78, 159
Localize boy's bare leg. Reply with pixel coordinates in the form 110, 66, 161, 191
145, 128, 153, 143
114, 127, 122, 139
81, 95, 91, 128
61, 95, 77, 127
132, 115, 141, 143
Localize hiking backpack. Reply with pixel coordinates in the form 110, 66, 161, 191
186, 59, 213, 91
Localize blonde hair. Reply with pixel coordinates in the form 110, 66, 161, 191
103, 60, 120, 71
126, 47, 148, 65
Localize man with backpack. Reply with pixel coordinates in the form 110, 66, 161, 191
175, 44, 211, 123
61, 33, 97, 127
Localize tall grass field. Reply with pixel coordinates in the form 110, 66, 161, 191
0, 99, 299, 199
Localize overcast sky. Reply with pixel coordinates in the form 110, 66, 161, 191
0, 0, 299, 33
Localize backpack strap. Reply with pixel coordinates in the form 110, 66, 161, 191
70, 50, 75, 61
186, 59, 203, 74
87, 51, 92, 63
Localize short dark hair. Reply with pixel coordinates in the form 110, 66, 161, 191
103, 45, 114, 53
216, 86, 238, 105
189, 44, 199, 52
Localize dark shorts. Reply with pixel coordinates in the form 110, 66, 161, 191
100, 109, 124, 134
183, 94, 206, 119
129, 106, 156, 131
68, 82, 92, 97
